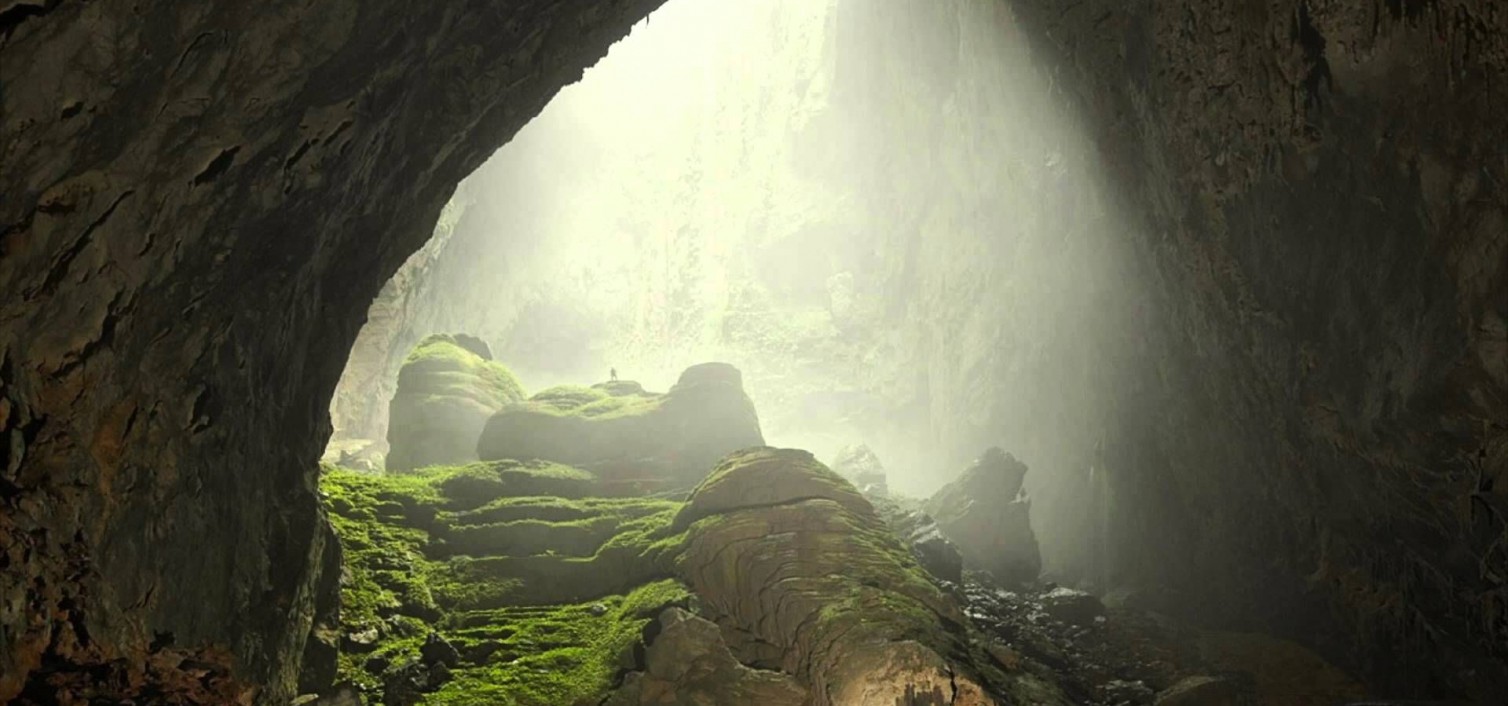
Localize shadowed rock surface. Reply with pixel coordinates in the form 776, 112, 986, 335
386, 334, 524, 471
927, 448, 1042, 586
477, 363, 764, 489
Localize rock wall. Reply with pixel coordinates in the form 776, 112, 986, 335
1002, 0, 1508, 698
0, 1, 666, 701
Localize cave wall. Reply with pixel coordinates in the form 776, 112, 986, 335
1003, 0, 1508, 698
0, 1, 665, 701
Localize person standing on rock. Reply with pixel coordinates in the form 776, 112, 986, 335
609, 367, 618, 382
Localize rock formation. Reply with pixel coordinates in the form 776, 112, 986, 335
672, 447, 1002, 705
310, 444, 1054, 705
830, 443, 890, 497
386, 334, 524, 471
477, 363, 763, 489
927, 448, 1042, 586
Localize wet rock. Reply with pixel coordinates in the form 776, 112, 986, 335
1040, 587, 1105, 627
478, 362, 763, 488
419, 632, 459, 668
387, 334, 525, 471
1154, 676, 1241, 706
1101, 678, 1155, 705
927, 448, 1042, 586
831, 443, 889, 497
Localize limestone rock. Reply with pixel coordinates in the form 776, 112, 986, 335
675, 447, 1001, 706
831, 443, 889, 497
605, 608, 807, 706
386, 334, 524, 471
927, 448, 1041, 586
477, 363, 763, 488
906, 516, 965, 585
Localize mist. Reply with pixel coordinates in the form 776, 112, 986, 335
332, 0, 1140, 579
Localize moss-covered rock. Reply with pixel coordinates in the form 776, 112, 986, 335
387, 334, 526, 471
318, 464, 691, 706
670, 447, 1003, 705
476, 363, 763, 489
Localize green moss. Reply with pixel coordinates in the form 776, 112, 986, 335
432, 580, 689, 706
321, 464, 692, 705
401, 335, 524, 408
432, 506, 685, 610
518, 386, 664, 421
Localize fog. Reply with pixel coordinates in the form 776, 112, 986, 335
336, 0, 1141, 579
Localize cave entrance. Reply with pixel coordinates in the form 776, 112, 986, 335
325, 0, 1127, 501
312, 0, 1143, 701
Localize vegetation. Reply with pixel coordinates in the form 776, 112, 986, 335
320, 463, 690, 705
521, 383, 664, 420
401, 334, 525, 409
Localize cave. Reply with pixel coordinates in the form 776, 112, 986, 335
1, 1, 1504, 705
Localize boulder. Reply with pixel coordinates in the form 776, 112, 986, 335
907, 516, 965, 585
603, 608, 807, 706
1039, 587, 1105, 626
926, 448, 1042, 586
675, 447, 1001, 706
386, 334, 525, 471
477, 362, 763, 488
419, 632, 460, 668
830, 443, 889, 497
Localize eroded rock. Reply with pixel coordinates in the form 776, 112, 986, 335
386, 334, 525, 471
675, 447, 1002, 706
478, 362, 763, 488
605, 608, 807, 706
927, 448, 1041, 586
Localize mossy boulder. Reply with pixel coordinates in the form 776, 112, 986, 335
476, 362, 763, 488
670, 447, 1003, 706
926, 447, 1042, 586
387, 334, 525, 471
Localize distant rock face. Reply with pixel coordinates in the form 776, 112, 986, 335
674, 447, 1000, 706
477, 362, 763, 488
927, 448, 1042, 586
830, 443, 889, 497
386, 334, 525, 471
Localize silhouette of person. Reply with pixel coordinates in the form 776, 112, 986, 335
609, 367, 618, 382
